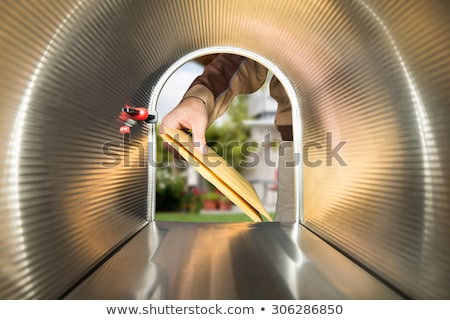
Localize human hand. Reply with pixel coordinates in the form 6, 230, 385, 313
159, 97, 209, 154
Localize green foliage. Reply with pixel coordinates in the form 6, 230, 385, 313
155, 168, 185, 211
206, 95, 252, 171
201, 192, 221, 201
180, 188, 202, 214
155, 124, 188, 211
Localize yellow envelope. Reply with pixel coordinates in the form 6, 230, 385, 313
160, 127, 272, 222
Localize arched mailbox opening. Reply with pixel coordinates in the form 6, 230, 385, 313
149, 48, 302, 223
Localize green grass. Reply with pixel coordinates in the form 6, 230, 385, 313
155, 212, 275, 223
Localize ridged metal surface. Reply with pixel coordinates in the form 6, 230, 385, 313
66, 222, 401, 299
1, 0, 449, 299
300, 0, 450, 299
0, 0, 151, 299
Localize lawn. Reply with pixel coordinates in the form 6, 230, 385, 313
155, 212, 275, 223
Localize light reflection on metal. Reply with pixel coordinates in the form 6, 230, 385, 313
66, 222, 400, 299
5, 0, 86, 298
357, 0, 440, 266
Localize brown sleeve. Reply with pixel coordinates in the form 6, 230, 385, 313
183, 54, 268, 126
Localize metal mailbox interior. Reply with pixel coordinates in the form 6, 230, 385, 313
0, 0, 449, 299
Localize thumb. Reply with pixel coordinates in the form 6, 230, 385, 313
191, 123, 207, 155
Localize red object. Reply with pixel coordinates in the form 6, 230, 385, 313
120, 125, 130, 134
122, 105, 148, 121
118, 104, 149, 133
203, 200, 218, 211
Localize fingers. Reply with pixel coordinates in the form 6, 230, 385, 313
191, 117, 208, 155
188, 99, 208, 154
160, 97, 209, 154
159, 113, 181, 134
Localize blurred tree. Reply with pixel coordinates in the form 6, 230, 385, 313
206, 95, 255, 171
155, 124, 187, 211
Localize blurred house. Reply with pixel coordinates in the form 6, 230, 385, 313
242, 75, 280, 211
